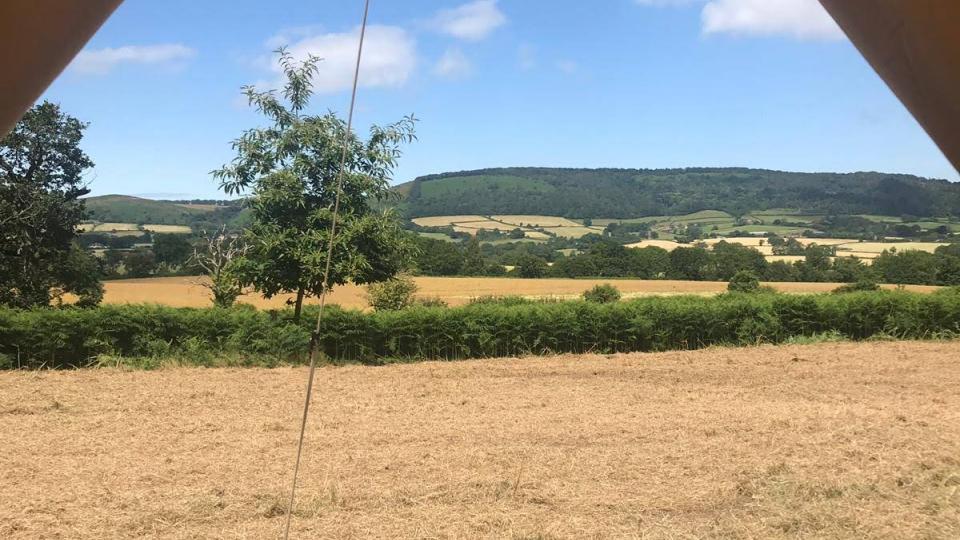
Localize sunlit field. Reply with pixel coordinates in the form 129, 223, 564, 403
95, 276, 941, 310
2, 341, 958, 538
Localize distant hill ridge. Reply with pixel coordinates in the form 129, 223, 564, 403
84, 166, 960, 224
83, 194, 248, 228
396, 167, 960, 219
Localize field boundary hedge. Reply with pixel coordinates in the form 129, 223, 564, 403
2, 290, 959, 369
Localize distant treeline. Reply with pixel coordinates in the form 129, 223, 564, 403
413, 236, 960, 286
3, 289, 959, 368
398, 167, 960, 219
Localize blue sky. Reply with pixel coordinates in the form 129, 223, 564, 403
43, 0, 959, 199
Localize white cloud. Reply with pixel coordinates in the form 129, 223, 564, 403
431, 0, 506, 41
634, 0, 844, 41
71, 44, 196, 75
702, 0, 843, 40
269, 25, 417, 93
434, 48, 472, 78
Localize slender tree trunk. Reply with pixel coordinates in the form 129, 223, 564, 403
293, 287, 305, 321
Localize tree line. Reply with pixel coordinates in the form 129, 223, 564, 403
412, 235, 960, 286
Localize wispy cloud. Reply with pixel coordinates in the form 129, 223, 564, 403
430, 0, 506, 41
434, 48, 472, 79
71, 44, 196, 75
702, 0, 843, 40
634, 0, 844, 41
265, 25, 417, 93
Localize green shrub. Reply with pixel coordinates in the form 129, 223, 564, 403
728, 271, 761, 293
416, 297, 448, 308
469, 295, 536, 306
2, 290, 959, 368
583, 284, 621, 303
366, 276, 418, 311
834, 279, 881, 293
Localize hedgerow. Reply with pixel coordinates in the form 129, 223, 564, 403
1, 290, 959, 369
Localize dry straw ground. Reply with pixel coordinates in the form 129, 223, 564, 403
1, 341, 959, 538
97, 276, 940, 310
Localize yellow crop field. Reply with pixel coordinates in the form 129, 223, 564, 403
492, 215, 581, 227
796, 238, 861, 247
96, 276, 939, 310
702, 237, 767, 247
624, 239, 683, 251
631, 236, 949, 263
142, 224, 192, 234
546, 226, 604, 238
92, 222, 140, 232
765, 255, 805, 264
411, 215, 487, 227
81, 222, 192, 234
3, 341, 959, 538
452, 220, 520, 233
836, 242, 943, 254
524, 230, 551, 240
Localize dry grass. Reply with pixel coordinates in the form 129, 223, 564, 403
80, 223, 191, 234
623, 240, 683, 251
492, 215, 582, 227
411, 216, 488, 227
452, 221, 522, 233
702, 237, 768, 247
836, 242, 944, 254
142, 224, 192, 234
97, 276, 940, 309
546, 226, 605, 238
93, 222, 140, 232
2, 341, 959, 538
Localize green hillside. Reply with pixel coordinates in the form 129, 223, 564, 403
84, 195, 208, 224
396, 167, 960, 219
83, 195, 248, 228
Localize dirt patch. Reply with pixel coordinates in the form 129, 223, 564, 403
1, 341, 958, 538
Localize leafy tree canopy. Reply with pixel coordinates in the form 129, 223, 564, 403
214, 49, 418, 319
0, 101, 102, 308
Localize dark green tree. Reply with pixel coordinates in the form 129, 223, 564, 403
763, 260, 800, 282
628, 246, 671, 279
124, 249, 157, 278
0, 101, 102, 307
152, 233, 193, 267
727, 270, 761, 293
516, 255, 548, 278
215, 50, 418, 320
460, 236, 486, 276
668, 246, 711, 280
708, 241, 768, 281
873, 249, 939, 285
413, 236, 464, 276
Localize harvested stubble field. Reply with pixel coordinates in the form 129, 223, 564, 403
98, 276, 939, 309
2, 341, 959, 538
